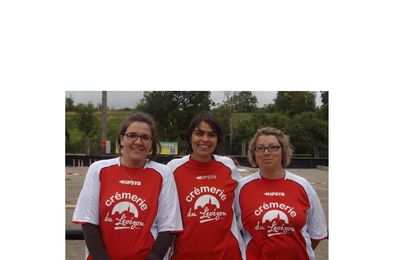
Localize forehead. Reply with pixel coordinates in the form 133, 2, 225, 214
194, 121, 214, 132
126, 121, 151, 134
256, 134, 279, 145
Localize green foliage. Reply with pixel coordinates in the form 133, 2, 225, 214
274, 91, 316, 117
66, 91, 328, 158
74, 103, 100, 155
65, 96, 74, 111
66, 109, 135, 155
287, 112, 328, 157
320, 91, 328, 120
229, 91, 258, 112
136, 91, 214, 153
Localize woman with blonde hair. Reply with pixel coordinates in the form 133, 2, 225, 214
236, 127, 327, 260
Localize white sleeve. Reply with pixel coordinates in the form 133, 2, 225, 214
156, 166, 183, 232
227, 158, 242, 219
72, 163, 101, 225
306, 186, 328, 240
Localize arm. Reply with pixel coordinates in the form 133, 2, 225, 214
82, 223, 111, 260
311, 238, 321, 250
146, 231, 175, 260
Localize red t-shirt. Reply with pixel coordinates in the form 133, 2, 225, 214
167, 155, 244, 260
73, 158, 182, 260
237, 170, 327, 260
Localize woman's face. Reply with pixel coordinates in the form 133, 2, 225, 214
190, 121, 218, 162
254, 134, 283, 171
120, 121, 152, 166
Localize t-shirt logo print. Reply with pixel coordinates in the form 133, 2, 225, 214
262, 210, 295, 237
254, 202, 296, 237
186, 186, 228, 223
104, 200, 145, 230
194, 194, 226, 223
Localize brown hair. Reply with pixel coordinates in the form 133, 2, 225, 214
247, 127, 293, 168
186, 111, 224, 154
118, 112, 160, 160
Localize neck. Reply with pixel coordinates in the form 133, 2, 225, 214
190, 153, 212, 163
260, 168, 285, 180
120, 156, 146, 168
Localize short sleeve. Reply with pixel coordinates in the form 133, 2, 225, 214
306, 186, 328, 240
156, 166, 183, 232
72, 163, 101, 225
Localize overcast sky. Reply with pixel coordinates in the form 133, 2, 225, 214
65, 91, 322, 109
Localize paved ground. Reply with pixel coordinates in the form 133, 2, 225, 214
66, 166, 328, 259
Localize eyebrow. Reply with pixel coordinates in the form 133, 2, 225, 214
256, 143, 280, 147
194, 128, 216, 134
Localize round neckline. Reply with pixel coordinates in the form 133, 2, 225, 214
259, 169, 286, 181
119, 157, 147, 169
188, 155, 216, 168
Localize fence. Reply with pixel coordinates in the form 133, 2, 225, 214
66, 154, 327, 168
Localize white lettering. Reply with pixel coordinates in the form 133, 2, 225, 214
264, 192, 285, 196
254, 202, 297, 217
105, 192, 148, 211
196, 175, 217, 180
267, 221, 295, 236
199, 206, 227, 223
185, 186, 227, 202
187, 207, 197, 218
255, 221, 265, 230
119, 180, 142, 186
114, 214, 145, 230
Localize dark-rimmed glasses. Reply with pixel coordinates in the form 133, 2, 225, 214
124, 132, 152, 143
255, 145, 281, 153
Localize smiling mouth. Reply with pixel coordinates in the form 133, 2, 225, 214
262, 159, 273, 163
130, 146, 144, 151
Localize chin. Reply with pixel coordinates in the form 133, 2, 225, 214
127, 153, 146, 161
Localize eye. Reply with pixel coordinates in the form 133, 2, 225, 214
141, 135, 151, 142
194, 130, 203, 136
126, 133, 137, 139
208, 132, 217, 138
255, 146, 266, 153
269, 145, 281, 151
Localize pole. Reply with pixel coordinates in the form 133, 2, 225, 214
101, 91, 107, 154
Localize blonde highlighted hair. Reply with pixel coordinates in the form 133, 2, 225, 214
247, 127, 294, 168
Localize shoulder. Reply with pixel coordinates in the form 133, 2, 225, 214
213, 155, 237, 169
284, 170, 316, 197
166, 155, 190, 172
285, 170, 312, 189
146, 160, 172, 178
238, 171, 260, 190
88, 157, 119, 173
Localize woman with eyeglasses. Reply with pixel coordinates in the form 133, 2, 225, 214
167, 111, 244, 260
73, 112, 183, 260
236, 127, 327, 260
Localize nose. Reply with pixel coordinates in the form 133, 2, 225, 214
262, 149, 271, 155
133, 136, 143, 144
200, 133, 210, 141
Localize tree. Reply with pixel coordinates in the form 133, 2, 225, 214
274, 91, 316, 117
229, 91, 258, 112
211, 103, 231, 154
259, 103, 277, 113
231, 112, 292, 155
66, 95, 74, 111
320, 91, 328, 120
136, 91, 214, 153
75, 103, 99, 155
286, 112, 328, 157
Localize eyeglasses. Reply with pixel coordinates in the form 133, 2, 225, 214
255, 145, 281, 153
124, 132, 152, 143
